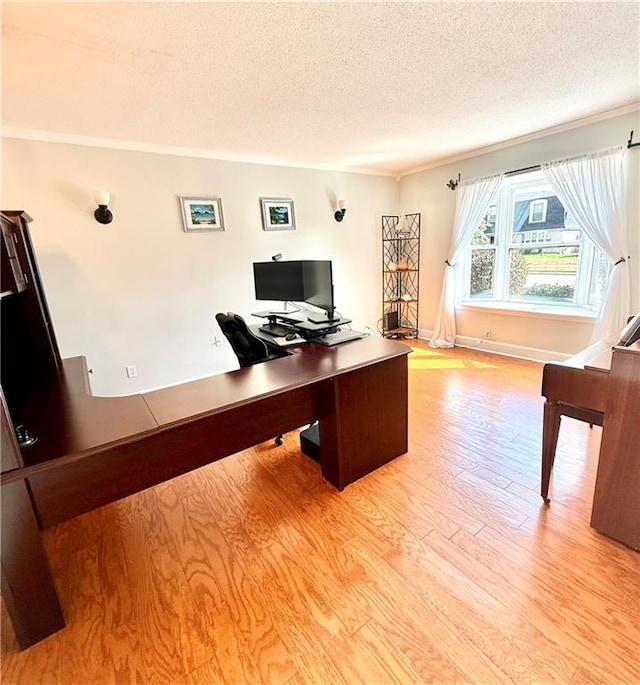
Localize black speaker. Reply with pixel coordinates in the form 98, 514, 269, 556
384, 310, 399, 331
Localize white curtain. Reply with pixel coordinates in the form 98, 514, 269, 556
429, 174, 503, 348
542, 148, 629, 344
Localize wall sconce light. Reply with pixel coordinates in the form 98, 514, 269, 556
334, 199, 347, 222
94, 191, 113, 224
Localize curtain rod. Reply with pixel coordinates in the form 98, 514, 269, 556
446, 163, 541, 190
505, 164, 540, 177
446, 130, 638, 190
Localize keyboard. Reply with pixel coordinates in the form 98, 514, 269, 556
259, 323, 295, 337
272, 334, 307, 347
316, 329, 367, 346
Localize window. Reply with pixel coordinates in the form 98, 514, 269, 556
462, 170, 609, 312
529, 199, 547, 223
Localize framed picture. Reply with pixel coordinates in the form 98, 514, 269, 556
179, 196, 225, 232
260, 197, 296, 231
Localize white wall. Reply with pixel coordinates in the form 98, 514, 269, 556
2, 139, 398, 395
400, 110, 640, 357
4, 111, 638, 395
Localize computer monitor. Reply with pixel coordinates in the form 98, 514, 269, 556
253, 261, 305, 302
253, 259, 338, 323
302, 260, 339, 323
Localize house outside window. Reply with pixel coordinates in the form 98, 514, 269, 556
462, 171, 609, 311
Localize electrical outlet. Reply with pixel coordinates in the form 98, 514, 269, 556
484, 330, 492, 340
125, 365, 137, 378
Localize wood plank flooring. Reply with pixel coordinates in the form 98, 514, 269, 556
2, 341, 639, 684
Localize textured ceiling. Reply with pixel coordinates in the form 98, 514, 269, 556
2, 2, 639, 175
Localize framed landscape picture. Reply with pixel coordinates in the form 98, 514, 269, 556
260, 197, 296, 231
180, 196, 225, 232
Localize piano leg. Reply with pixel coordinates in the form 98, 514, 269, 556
541, 400, 561, 504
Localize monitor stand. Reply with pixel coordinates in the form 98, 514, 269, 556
268, 307, 299, 315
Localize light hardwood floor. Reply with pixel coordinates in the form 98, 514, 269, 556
2, 341, 638, 684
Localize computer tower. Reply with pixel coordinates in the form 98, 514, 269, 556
384, 310, 399, 331
300, 422, 320, 461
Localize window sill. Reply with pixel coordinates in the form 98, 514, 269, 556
457, 301, 597, 324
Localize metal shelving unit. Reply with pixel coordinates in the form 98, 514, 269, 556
381, 213, 420, 338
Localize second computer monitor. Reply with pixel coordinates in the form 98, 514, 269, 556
302, 260, 337, 322
252, 260, 336, 321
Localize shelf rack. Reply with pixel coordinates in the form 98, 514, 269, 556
381, 213, 420, 338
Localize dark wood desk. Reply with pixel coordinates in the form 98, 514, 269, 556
1, 335, 409, 647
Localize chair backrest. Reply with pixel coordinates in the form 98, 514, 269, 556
215, 312, 270, 368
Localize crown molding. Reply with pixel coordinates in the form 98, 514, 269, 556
399, 101, 640, 178
3, 100, 638, 179
0, 127, 393, 177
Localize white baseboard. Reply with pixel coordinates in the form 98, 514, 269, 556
416, 328, 570, 363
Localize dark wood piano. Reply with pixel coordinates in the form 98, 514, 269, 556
540, 341, 612, 503
541, 320, 640, 551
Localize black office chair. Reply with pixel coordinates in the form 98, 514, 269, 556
215, 312, 286, 445
215, 312, 285, 368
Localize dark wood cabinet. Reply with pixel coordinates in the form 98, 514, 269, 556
1, 211, 62, 422
1, 210, 66, 649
